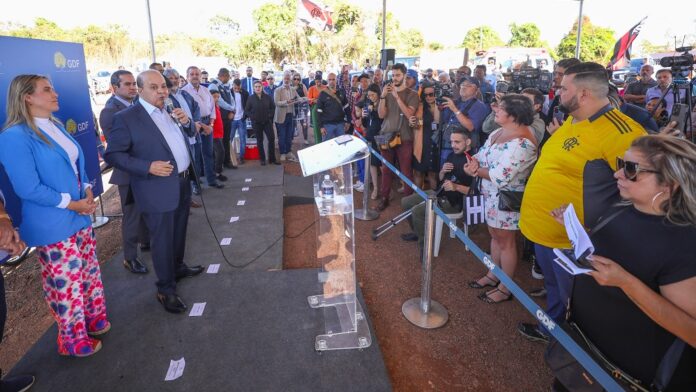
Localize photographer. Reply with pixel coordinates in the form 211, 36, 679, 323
410, 82, 441, 191
376, 63, 420, 211
440, 76, 490, 157
474, 65, 495, 104
646, 69, 687, 115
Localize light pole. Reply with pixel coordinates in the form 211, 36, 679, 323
575, 0, 584, 59
381, 0, 386, 52
146, 0, 156, 63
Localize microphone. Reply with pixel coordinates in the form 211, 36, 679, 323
164, 98, 183, 128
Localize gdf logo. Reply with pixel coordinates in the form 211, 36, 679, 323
536, 309, 556, 331
54, 52, 80, 69
483, 256, 496, 271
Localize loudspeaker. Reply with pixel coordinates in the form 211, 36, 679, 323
380, 49, 395, 69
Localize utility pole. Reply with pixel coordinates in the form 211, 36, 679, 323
381, 0, 386, 51
575, 0, 584, 59
146, 0, 156, 64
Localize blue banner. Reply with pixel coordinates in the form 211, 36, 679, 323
0, 36, 103, 224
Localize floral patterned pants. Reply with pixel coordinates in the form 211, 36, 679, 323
37, 226, 108, 355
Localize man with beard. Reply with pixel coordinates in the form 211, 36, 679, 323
623, 64, 657, 106
516, 62, 646, 343
316, 72, 348, 141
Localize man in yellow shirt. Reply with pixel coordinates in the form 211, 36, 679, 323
517, 62, 647, 342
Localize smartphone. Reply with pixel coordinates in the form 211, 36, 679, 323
669, 103, 688, 137
553, 106, 565, 125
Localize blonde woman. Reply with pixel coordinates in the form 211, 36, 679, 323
0, 75, 108, 357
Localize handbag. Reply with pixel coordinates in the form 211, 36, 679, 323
465, 177, 486, 225
498, 190, 524, 212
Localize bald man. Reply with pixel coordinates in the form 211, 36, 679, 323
105, 70, 204, 314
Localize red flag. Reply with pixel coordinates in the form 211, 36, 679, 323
297, 0, 334, 32
609, 17, 646, 70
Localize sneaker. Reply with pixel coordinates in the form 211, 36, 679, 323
280, 154, 286, 161
531, 260, 544, 280
0, 374, 35, 392
517, 322, 550, 343
529, 288, 547, 298
354, 181, 364, 192
304, 140, 310, 145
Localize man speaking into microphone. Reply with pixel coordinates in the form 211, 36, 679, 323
105, 70, 204, 313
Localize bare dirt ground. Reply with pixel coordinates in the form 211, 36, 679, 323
2, 136, 552, 391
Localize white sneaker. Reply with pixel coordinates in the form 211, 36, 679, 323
304, 140, 310, 145
354, 181, 364, 192
287, 153, 298, 162
280, 154, 286, 161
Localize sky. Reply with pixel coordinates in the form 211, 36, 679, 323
3, 0, 695, 55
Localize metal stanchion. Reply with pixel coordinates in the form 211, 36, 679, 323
402, 194, 448, 328
91, 195, 110, 228
355, 153, 379, 221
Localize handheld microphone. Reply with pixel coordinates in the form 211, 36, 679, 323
164, 98, 183, 128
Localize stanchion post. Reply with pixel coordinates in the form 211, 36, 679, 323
355, 153, 379, 221
402, 194, 448, 328
91, 195, 110, 228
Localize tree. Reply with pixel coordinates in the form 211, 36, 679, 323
428, 42, 444, 51
640, 40, 672, 55
508, 23, 543, 47
209, 15, 240, 38
556, 16, 615, 63
461, 26, 504, 51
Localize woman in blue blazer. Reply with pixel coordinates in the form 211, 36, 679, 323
0, 74, 109, 357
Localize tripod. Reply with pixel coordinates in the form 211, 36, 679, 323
650, 77, 694, 142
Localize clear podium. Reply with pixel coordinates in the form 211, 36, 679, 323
297, 135, 372, 351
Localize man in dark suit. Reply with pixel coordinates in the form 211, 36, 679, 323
240, 66, 259, 94
99, 69, 150, 274
230, 78, 249, 164
105, 70, 204, 313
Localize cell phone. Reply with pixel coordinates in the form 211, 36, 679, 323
553, 106, 565, 125
669, 103, 688, 137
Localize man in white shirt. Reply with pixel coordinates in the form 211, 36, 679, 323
231, 79, 249, 164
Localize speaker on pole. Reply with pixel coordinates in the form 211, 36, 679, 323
380, 49, 395, 70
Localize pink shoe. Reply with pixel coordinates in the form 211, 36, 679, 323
58, 337, 102, 357
88, 317, 111, 336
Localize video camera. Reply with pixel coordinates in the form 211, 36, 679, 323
433, 82, 453, 105
659, 46, 695, 79
502, 67, 553, 94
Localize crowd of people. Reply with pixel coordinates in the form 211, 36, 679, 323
0, 52, 694, 392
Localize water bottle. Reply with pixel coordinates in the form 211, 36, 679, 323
321, 175, 334, 200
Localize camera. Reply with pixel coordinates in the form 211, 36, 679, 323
659, 46, 695, 79
503, 67, 553, 94
434, 82, 453, 105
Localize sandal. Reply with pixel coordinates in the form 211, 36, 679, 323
478, 288, 513, 304
58, 337, 102, 357
468, 275, 500, 289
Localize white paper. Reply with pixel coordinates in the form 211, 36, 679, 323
229, 216, 239, 223
189, 302, 206, 317
297, 135, 368, 177
242, 187, 249, 192
164, 358, 185, 381
220, 238, 231, 246
552, 203, 594, 275
207, 264, 220, 274
245, 178, 252, 182
552, 252, 593, 275
237, 200, 246, 206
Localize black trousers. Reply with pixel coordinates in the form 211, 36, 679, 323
222, 119, 232, 165
0, 272, 6, 344
141, 177, 191, 295
213, 138, 224, 174
118, 184, 150, 261
253, 121, 276, 163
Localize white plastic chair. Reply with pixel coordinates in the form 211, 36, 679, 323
434, 210, 467, 257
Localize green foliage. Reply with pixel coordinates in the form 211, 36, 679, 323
640, 40, 672, 55
508, 23, 542, 47
556, 16, 615, 63
461, 26, 504, 51
428, 42, 444, 51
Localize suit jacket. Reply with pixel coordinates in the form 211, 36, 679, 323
104, 101, 195, 213
244, 93, 275, 124
99, 95, 131, 185
240, 77, 259, 94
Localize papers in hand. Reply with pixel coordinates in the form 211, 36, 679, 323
552, 203, 594, 275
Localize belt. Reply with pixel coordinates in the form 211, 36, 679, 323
178, 171, 189, 179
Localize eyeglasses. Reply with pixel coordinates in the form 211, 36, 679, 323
424, 92, 435, 97
616, 157, 659, 181
293, 78, 301, 81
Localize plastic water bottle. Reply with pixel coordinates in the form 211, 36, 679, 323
321, 175, 334, 200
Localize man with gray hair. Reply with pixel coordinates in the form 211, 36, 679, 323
623, 64, 657, 106
274, 70, 300, 161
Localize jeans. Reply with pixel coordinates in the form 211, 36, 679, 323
200, 132, 217, 186
380, 140, 414, 198
322, 122, 344, 141
356, 159, 365, 183
535, 243, 573, 327
276, 113, 294, 154
231, 119, 246, 159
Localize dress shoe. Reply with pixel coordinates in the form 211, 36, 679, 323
192, 185, 202, 195
260, 160, 267, 166
239, 157, 245, 164
216, 174, 228, 182
175, 264, 204, 281
190, 200, 202, 208
224, 162, 236, 169
157, 293, 187, 314
123, 258, 148, 274
376, 197, 389, 211
139, 243, 151, 252
209, 182, 225, 189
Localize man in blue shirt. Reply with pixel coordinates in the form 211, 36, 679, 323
474, 65, 495, 104
440, 76, 490, 165
645, 69, 686, 115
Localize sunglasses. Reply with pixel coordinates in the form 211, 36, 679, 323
616, 157, 659, 181
424, 92, 435, 97
293, 78, 301, 81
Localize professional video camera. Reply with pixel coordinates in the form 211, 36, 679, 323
659, 46, 695, 79
503, 67, 553, 94
433, 82, 453, 105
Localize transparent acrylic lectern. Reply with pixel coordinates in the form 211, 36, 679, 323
297, 135, 372, 351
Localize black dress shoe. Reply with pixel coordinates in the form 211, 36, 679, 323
216, 174, 228, 182
260, 160, 267, 166
209, 182, 225, 189
157, 293, 187, 314
175, 264, 204, 281
123, 258, 148, 274
224, 162, 235, 169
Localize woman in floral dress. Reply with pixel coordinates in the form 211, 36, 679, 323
464, 94, 538, 303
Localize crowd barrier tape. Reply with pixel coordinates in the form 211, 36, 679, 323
354, 132, 624, 392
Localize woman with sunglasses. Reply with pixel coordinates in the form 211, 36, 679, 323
549, 135, 696, 391
410, 82, 440, 191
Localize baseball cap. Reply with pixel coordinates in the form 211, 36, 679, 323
406, 69, 418, 79
315, 71, 323, 80
459, 76, 480, 88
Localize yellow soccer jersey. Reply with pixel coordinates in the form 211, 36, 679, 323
519, 106, 647, 248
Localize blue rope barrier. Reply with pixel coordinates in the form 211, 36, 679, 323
354, 132, 624, 392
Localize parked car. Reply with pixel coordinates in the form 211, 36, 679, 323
92, 70, 112, 94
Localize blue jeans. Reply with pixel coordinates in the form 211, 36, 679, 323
276, 113, 294, 154
535, 244, 573, 327
356, 159, 365, 183
231, 119, 246, 159
322, 122, 344, 141
200, 132, 217, 186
